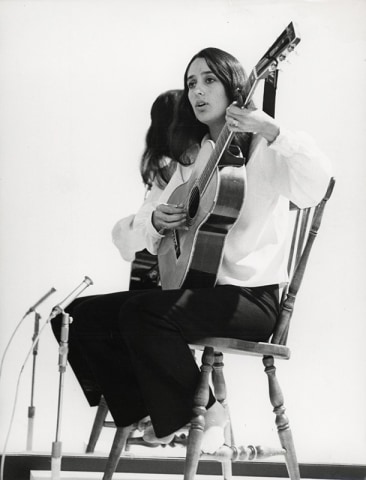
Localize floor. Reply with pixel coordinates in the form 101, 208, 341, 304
30, 472, 325, 480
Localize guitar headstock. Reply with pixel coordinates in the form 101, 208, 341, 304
251, 22, 301, 83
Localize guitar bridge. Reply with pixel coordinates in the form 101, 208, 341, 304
172, 229, 181, 258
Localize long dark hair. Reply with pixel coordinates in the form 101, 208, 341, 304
170, 47, 254, 164
140, 89, 183, 189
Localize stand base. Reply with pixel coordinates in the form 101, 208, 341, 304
51, 441, 62, 480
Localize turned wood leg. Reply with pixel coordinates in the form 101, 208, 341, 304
212, 352, 235, 442
184, 346, 214, 480
86, 396, 109, 453
200, 443, 284, 462
263, 355, 300, 480
103, 425, 134, 480
212, 352, 232, 480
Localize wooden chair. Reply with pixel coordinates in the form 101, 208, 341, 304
100, 176, 335, 480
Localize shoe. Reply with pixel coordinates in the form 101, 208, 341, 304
135, 415, 152, 432
142, 424, 175, 445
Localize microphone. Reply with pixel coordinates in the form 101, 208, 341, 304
25, 287, 57, 316
49, 276, 93, 319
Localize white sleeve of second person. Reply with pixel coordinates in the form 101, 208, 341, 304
112, 167, 185, 261
111, 185, 164, 262
112, 214, 139, 262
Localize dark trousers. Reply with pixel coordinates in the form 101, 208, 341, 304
52, 284, 279, 438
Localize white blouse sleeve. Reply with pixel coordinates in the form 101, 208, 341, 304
266, 128, 333, 208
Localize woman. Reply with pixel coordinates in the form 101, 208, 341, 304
70, 48, 332, 453
51, 89, 183, 407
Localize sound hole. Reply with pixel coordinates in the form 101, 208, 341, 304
188, 186, 200, 219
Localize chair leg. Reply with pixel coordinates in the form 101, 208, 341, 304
220, 423, 233, 480
86, 396, 110, 453
263, 355, 300, 480
103, 425, 134, 480
184, 347, 214, 480
212, 352, 232, 480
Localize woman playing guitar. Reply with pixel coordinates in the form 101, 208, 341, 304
65, 47, 332, 453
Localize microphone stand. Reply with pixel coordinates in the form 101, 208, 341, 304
47, 275, 93, 479
26, 311, 41, 451
51, 311, 71, 480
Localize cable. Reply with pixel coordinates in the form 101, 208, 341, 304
0, 288, 56, 384
0, 314, 27, 384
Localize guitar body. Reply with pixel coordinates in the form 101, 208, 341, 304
158, 140, 246, 289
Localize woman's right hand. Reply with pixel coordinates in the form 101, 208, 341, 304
152, 203, 187, 234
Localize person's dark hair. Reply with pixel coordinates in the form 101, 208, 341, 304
140, 89, 183, 189
170, 47, 254, 164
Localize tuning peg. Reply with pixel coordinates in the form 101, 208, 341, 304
288, 45, 300, 57
269, 61, 277, 72
278, 53, 286, 61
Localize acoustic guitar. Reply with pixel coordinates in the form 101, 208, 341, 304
158, 22, 300, 290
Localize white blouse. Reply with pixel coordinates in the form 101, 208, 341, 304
112, 128, 332, 287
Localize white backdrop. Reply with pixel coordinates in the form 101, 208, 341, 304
0, 0, 365, 466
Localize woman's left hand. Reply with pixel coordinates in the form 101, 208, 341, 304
226, 103, 280, 144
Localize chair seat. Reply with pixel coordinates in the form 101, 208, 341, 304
189, 337, 291, 359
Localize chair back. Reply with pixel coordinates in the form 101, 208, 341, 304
271, 177, 335, 346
